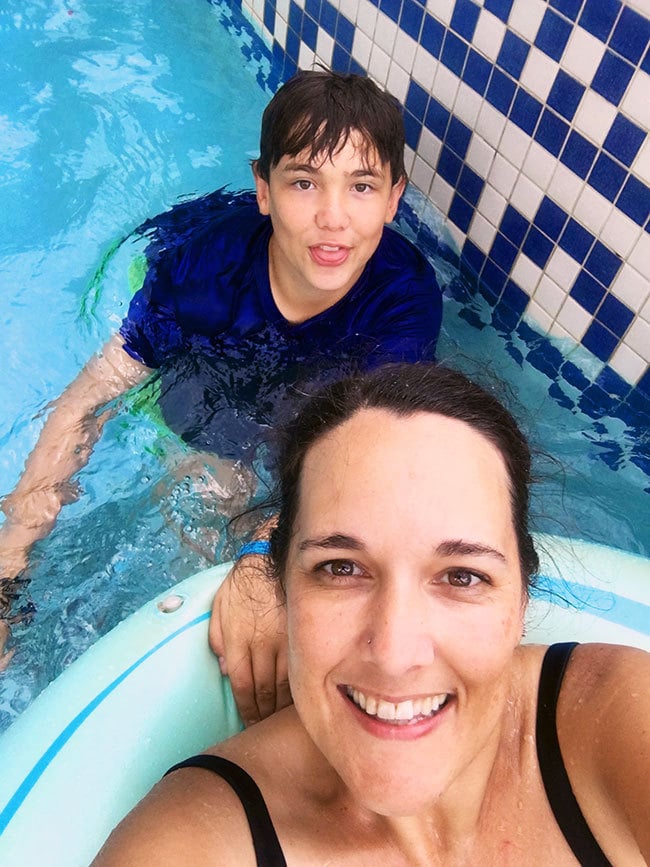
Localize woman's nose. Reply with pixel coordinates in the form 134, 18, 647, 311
363, 581, 435, 674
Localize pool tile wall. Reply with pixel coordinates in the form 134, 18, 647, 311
223, 0, 650, 407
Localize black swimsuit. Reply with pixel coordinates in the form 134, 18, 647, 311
166, 642, 611, 866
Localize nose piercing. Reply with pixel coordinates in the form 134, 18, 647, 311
367, 637, 372, 645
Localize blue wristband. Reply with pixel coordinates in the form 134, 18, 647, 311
236, 540, 271, 559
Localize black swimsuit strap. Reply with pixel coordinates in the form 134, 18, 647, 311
166, 754, 287, 867
536, 642, 612, 867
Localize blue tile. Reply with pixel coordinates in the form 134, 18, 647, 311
603, 114, 646, 168
349, 57, 366, 76
446, 116, 472, 158
534, 197, 568, 241
588, 152, 627, 203
424, 96, 450, 138
497, 30, 530, 79
597, 293, 634, 337
441, 30, 469, 77
523, 226, 554, 267
320, 1, 337, 35
336, 14, 355, 52
617, 175, 650, 226
570, 271, 606, 313
561, 360, 590, 390
591, 51, 635, 105
579, 0, 621, 43
510, 87, 542, 134
585, 241, 623, 287
406, 79, 429, 121
302, 14, 318, 49
486, 67, 516, 114
637, 368, 650, 400
450, 0, 481, 42
305, 0, 320, 22
403, 111, 422, 150
448, 193, 474, 232
582, 320, 618, 362
548, 0, 582, 21
534, 8, 572, 61
379, 0, 401, 24
596, 365, 631, 401
437, 146, 463, 186
421, 13, 445, 58
457, 164, 484, 205
463, 48, 492, 95
484, 0, 514, 23
285, 26, 300, 60
610, 7, 650, 64
461, 239, 486, 276
534, 108, 570, 156
331, 43, 351, 72
560, 130, 597, 179
500, 205, 528, 246
481, 259, 508, 294
263, 0, 276, 32
399, 0, 424, 41
501, 279, 529, 315
288, 1, 303, 33
642, 44, 650, 76
547, 70, 585, 121
559, 218, 594, 262
490, 233, 519, 271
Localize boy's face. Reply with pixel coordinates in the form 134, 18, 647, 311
254, 132, 405, 321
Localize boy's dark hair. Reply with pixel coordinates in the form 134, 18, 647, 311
254, 69, 407, 185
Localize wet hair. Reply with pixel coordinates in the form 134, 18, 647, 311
269, 363, 540, 591
254, 69, 407, 186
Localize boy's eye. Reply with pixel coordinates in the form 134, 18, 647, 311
443, 569, 485, 588
294, 179, 313, 190
353, 183, 372, 193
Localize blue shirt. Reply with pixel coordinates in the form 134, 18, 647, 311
120, 190, 442, 458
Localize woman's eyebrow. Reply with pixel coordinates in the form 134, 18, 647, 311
298, 533, 364, 552
435, 539, 507, 562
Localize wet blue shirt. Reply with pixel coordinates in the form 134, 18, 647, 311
120, 190, 442, 458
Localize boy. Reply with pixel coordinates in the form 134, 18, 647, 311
0, 69, 442, 666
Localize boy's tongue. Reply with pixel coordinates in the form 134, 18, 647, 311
310, 244, 349, 266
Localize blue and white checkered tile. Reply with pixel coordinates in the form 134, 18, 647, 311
222, 0, 650, 407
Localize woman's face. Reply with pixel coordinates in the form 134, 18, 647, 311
285, 408, 526, 816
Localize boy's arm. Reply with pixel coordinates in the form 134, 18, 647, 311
0, 334, 150, 579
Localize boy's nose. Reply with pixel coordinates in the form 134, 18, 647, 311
315, 192, 350, 231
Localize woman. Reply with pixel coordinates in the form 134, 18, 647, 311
94, 364, 649, 865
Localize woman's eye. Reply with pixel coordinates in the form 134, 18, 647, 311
320, 559, 362, 579
444, 569, 484, 588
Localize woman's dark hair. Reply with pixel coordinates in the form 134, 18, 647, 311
254, 69, 407, 186
269, 363, 539, 591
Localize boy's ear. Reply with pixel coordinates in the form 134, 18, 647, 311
252, 162, 271, 215
385, 176, 406, 223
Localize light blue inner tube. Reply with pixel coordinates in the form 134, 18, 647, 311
0, 534, 648, 867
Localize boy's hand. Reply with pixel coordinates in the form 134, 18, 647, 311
209, 557, 290, 726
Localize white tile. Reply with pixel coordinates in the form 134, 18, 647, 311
298, 43, 316, 69
628, 232, 650, 275
392, 29, 418, 76
425, 0, 454, 25
356, 0, 377, 39
600, 208, 643, 260
625, 317, 650, 362
468, 211, 497, 253
520, 47, 558, 103
477, 183, 507, 226
634, 137, 650, 186
522, 140, 556, 191
573, 185, 614, 236
430, 173, 455, 216
475, 102, 507, 149
453, 82, 482, 130
274, 14, 287, 47
547, 162, 584, 215
373, 11, 397, 56
562, 28, 606, 86
612, 263, 650, 314
508, 0, 546, 42
316, 31, 334, 68
276, 0, 290, 20
338, 0, 359, 25
410, 154, 435, 197
352, 29, 372, 69
292, 0, 305, 10
368, 44, 390, 87
412, 43, 438, 92
548, 320, 574, 342
626, 0, 650, 15
488, 152, 518, 198
417, 126, 442, 171
641, 294, 650, 322
512, 253, 543, 296
525, 300, 553, 334
433, 65, 460, 111
444, 219, 466, 254
510, 173, 544, 220
386, 60, 409, 104
466, 135, 495, 179
546, 246, 581, 291
573, 90, 618, 148
404, 144, 416, 177
472, 9, 507, 62
500, 122, 531, 171
609, 343, 646, 386
557, 296, 591, 341
534, 274, 567, 318
622, 71, 650, 130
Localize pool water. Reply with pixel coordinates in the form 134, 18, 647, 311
0, 0, 648, 732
